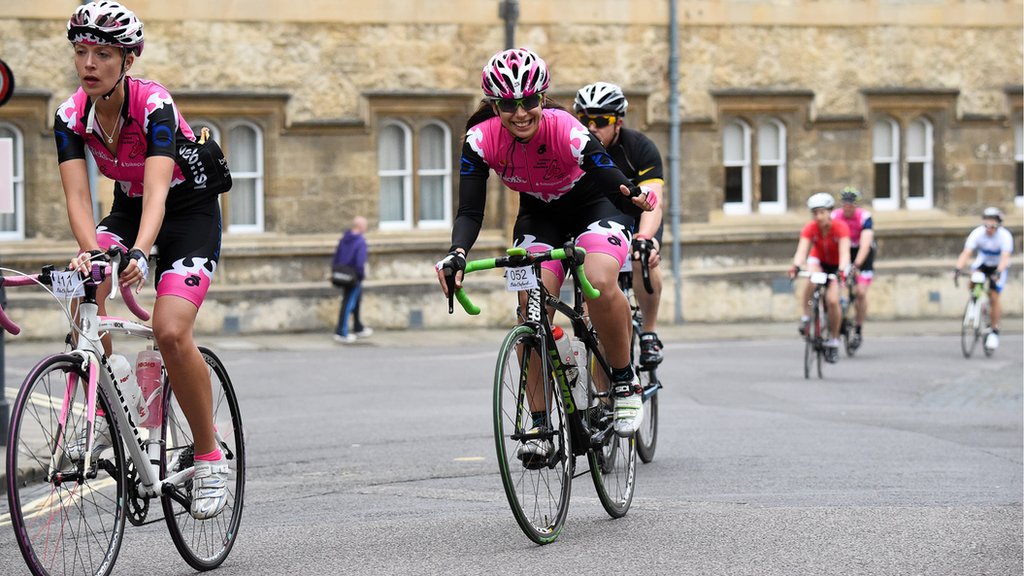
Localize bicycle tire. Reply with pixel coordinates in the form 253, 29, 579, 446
961, 299, 979, 358
981, 302, 995, 358
587, 375, 637, 518
815, 294, 825, 379
493, 325, 572, 545
161, 346, 246, 570
6, 353, 127, 576
626, 317, 659, 461
804, 293, 818, 379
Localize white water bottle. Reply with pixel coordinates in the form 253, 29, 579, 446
551, 326, 578, 385
108, 354, 147, 425
570, 338, 590, 408
135, 348, 164, 429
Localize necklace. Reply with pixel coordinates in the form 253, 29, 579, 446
96, 113, 123, 145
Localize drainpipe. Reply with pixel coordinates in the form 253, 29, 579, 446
499, 0, 519, 50
668, 0, 683, 323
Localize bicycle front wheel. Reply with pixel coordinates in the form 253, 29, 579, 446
6, 354, 127, 576
981, 302, 995, 358
493, 325, 572, 545
815, 297, 825, 379
161, 347, 245, 570
961, 299, 979, 358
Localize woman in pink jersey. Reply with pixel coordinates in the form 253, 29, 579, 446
831, 187, 876, 348
56, 1, 228, 520
436, 48, 657, 447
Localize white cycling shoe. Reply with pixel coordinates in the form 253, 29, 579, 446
985, 331, 1000, 350
191, 458, 230, 519
66, 418, 112, 462
612, 380, 645, 437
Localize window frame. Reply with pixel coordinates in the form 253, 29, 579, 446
415, 120, 453, 230
872, 116, 900, 211
223, 119, 265, 234
757, 118, 788, 214
722, 119, 753, 215
905, 116, 934, 211
1015, 116, 1023, 207
0, 123, 25, 240
378, 119, 415, 231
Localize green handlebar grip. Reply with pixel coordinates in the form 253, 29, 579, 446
506, 247, 527, 256
550, 248, 566, 260
575, 264, 600, 300
455, 288, 480, 315
465, 258, 497, 274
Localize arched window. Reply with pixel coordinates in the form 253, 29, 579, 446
379, 120, 413, 230
226, 121, 264, 233
872, 117, 900, 211
757, 118, 787, 214
906, 117, 934, 210
417, 121, 452, 228
723, 119, 752, 215
0, 122, 25, 239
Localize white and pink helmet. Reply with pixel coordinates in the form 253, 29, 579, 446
481, 48, 550, 99
67, 1, 145, 56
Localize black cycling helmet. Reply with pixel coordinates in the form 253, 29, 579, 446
839, 186, 862, 204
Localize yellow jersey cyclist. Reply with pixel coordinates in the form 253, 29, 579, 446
574, 81, 666, 367
954, 207, 1014, 350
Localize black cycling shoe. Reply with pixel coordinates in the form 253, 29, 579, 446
639, 332, 664, 366
850, 330, 862, 350
798, 320, 808, 336
824, 345, 840, 364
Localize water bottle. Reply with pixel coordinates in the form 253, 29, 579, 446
551, 326, 578, 386
108, 354, 147, 425
570, 338, 591, 409
135, 348, 164, 429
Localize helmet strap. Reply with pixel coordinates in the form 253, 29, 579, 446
102, 49, 129, 101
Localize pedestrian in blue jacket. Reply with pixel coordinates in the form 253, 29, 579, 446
333, 216, 372, 343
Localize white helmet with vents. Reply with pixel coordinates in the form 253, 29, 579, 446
807, 193, 835, 211
574, 82, 629, 115
67, 1, 145, 56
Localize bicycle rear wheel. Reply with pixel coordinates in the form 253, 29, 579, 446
815, 296, 825, 379
586, 379, 637, 518
961, 299, 979, 358
6, 354, 126, 576
161, 347, 245, 570
493, 325, 572, 545
630, 323, 663, 461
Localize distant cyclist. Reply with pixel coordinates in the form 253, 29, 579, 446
436, 48, 657, 449
573, 81, 665, 367
789, 193, 851, 363
831, 186, 875, 349
954, 207, 1013, 350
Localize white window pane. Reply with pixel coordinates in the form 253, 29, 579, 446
0, 129, 21, 171
229, 126, 257, 172
724, 123, 745, 163
380, 175, 405, 222
0, 128, 20, 234
873, 121, 893, 157
419, 125, 446, 170
229, 177, 257, 226
907, 120, 927, 158
379, 125, 407, 171
420, 175, 445, 221
758, 123, 780, 162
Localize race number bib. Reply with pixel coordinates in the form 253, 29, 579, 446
50, 271, 86, 299
505, 266, 539, 292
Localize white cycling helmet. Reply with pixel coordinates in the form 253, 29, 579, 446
67, 1, 145, 56
481, 48, 550, 100
807, 193, 835, 211
982, 206, 1003, 222
573, 81, 628, 115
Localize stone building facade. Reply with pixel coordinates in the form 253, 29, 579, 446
0, 1, 1020, 335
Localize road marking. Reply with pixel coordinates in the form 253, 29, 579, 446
0, 477, 116, 527
453, 457, 485, 462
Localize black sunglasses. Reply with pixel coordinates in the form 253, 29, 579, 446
493, 94, 543, 114
577, 113, 618, 128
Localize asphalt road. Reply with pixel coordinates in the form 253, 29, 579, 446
1, 325, 1021, 576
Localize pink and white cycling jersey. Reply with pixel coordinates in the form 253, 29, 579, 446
465, 108, 591, 202
54, 76, 193, 199
831, 206, 873, 248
